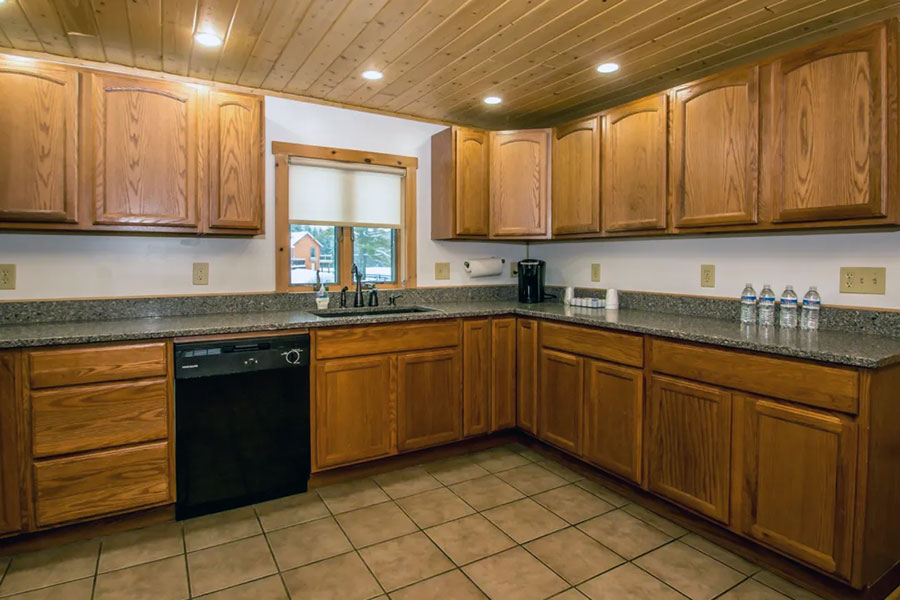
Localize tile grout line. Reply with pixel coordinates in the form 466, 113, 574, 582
90, 540, 102, 600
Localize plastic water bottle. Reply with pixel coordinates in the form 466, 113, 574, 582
758, 284, 776, 326
800, 286, 821, 331
779, 285, 798, 328
740, 283, 757, 324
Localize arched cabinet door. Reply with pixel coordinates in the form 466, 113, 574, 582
490, 129, 550, 237
552, 116, 600, 235
0, 59, 79, 224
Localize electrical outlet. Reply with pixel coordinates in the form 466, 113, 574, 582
840, 266, 886, 294
700, 264, 716, 288
192, 262, 209, 286
591, 264, 602, 282
510, 262, 518, 278
434, 262, 450, 280
0, 265, 15, 290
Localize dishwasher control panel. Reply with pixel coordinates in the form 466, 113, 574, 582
174, 335, 310, 379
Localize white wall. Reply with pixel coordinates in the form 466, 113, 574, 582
529, 230, 900, 309
0, 96, 524, 300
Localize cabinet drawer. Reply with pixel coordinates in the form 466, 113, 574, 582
316, 320, 460, 359
28, 342, 167, 389
32, 379, 169, 458
34, 441, 170, 526
540, 321, 643, 367
651, 339, 858, 413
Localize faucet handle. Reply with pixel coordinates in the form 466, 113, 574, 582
388, 293, 402, 306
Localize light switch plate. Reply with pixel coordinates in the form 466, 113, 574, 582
591, 264, 602, 282
193, 262, 209, 286
0, 265, 15, 290
700, 264, 716, 288
840, 267, 886, 294
434, 262, 450, 280
510, 263, 518, 278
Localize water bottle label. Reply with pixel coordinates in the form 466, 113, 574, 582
759, 298, 774, 305
741, 295, 756, 303
781, 298, 798, 306
802, 299, 821, 309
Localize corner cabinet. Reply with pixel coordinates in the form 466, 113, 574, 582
538, 348, 583, 455
490, 129, 550, 238
431, 127, 490, 239
552, 117, 600, 235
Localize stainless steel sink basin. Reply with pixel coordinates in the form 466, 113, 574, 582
311, 306, 440, 318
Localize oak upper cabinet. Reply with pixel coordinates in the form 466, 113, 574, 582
491, 317, 517, 432
583, 360, 643, 484
539, 348, 583, 455
314, 356, 394, 469
552, 117, 600, 235
602, 94, 668, 233
89, 72, 201, 229
735, 394, 857, 578
0, 59, 79, 225
490, 129, 550, 237
431, 127, 490, 239
766, 25, 888, 224
671, 66, 759, 228
397, 348, 462, 451
462, 319, 491, 437
516, 319, 539, 434
206, 91, 263, 233
648, 375, 732, 523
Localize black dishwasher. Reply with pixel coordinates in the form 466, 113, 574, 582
174, 335, 310, 520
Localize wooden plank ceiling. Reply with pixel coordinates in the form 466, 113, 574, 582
1, 0, 899, 128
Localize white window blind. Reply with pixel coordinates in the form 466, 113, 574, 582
288, 157, 404, 228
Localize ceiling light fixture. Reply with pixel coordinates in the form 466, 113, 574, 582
361, 70, 383, 80
596, 62, 620, 73
483, 96, 502, 105
194, 31, 223, 47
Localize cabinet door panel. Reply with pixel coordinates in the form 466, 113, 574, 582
602, 94, 667, 232
462, 319, 491, 437
455, 128, 490, 236
539, 348, 582, 455
648, 376, 731, 523
491, 318, 517, 432
672, 67, 759, 228
0, 59, 79, 223
583, 361, 643, 484
0, 354, 22, 535
773, 26, 886, 222
516, 319, 539, 434
315, 356, 394, 469
398, 348, 461, 451
91, 73, 200, 228
208, 91, 262, 231
553, 117, 600, 235
490, 130, 549, 237
737, 395, 856, 578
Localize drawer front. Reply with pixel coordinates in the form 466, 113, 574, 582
540, 321, 643, 367
29, 342, 167, 389
651, 339, 859, 413
34, 441, 170, 526
32, 379, 169, 458
316, 320, 460, 359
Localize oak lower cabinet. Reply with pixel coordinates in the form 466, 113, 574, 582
490, 318, 517, 431
538, 349, 583, 455
0, 353, 22, 535
734, 394, 857, 579
647, 375, 732, 524
552, 117, 600, 235
398, 348, 462, 451
490, 130, 550, 238
462, 319, 491, 437
516, 319, 539, 434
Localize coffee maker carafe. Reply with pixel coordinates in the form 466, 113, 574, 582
517, 259, 546, 303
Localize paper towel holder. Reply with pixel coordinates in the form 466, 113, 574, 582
463, 257, 506, 270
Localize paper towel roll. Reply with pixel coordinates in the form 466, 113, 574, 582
464, 257, 505, 278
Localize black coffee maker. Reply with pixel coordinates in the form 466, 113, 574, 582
517, 259, 546, 303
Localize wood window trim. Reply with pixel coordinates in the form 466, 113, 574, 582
273, 141, 418, 293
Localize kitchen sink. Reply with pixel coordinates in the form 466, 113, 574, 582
311, 306, 440, 318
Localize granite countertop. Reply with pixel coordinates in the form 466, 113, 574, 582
1, 300, 898, 368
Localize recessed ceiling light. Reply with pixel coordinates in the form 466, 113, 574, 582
194, 31, 223, 47
596, 62, 620, 74
361, 70, 383, 80
483, 96, 502, 105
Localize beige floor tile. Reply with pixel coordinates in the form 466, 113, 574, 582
0, 578, 93, 600
194, 575, 288, 599
187, 535, 277, 596
463, 547, 568, 600
282, 552, 382, 600
389, 569, 486, 600
359, 532, 453, 592
720, 580, 792, 600
525, 527, 624, 585
94, 555, 188, 600
449, 474, 524, 511
578, 563, 685, 600
267, 516, 352, 570
254, 491, 329, 532
469, 447, 531, 473
538, 459, 586, 482
575, 479, 629, 507
183, 507, 261, 552
0, 539, 100, 597
98, 521, 184, 573
533, 484, 616, 524
752, 571, 824, 600
635, 541, 744, 600
318, 478, 391, 514
496, 463, 568, 495
424, 514, 515, 566
373, 467, 442, 499
396, 487, 475, 528
505, 444, 546, 462
336, 502, 418, 548
550, 590, 589, 599
423, 456, 490, 486
483, 498, 567, 544
622, 503, 689, 538
681, 533, 759, 576
578, 510, 672, 559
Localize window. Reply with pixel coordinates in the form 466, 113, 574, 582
274, 143, 417, 292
